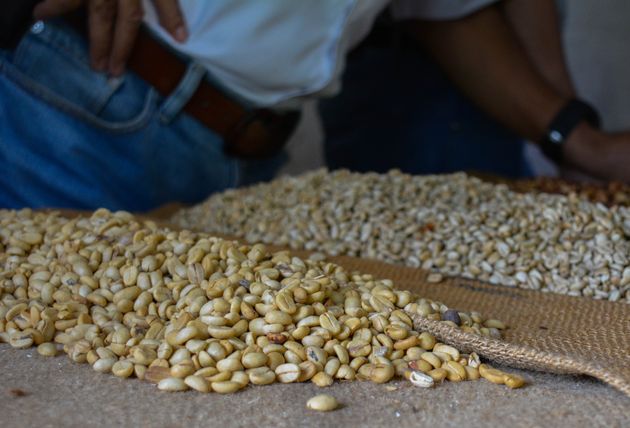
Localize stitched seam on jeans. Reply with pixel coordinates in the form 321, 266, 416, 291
159, 63, 206, 124
24, 23, 92, 72
1, 61, 156, 133
15, 23, 134, 115
13, 34, 122, 115
159, 77, 190, 123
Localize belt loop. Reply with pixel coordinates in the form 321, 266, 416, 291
159, 61, 206, 124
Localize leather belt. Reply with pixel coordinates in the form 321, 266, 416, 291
65, 14, 300, 159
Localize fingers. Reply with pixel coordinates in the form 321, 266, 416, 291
33, 0, 83, 20
108, 0, 143, 76
88, 0, 116, 71
151, 0, 187, 42
33, 0, 186, 76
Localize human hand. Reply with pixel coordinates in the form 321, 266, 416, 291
33, 0, 187, 76
558, 167, 603, 185
563, 123, 630, 183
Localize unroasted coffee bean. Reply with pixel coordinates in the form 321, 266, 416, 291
0, 208, 515, 397
173, 169, 630, 304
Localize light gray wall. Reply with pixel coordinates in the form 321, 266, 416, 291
559, 0, 630, 132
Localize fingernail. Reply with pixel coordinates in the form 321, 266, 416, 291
94, 59, 107, 72
174, 25, 188, 43
109, 63, 125, 77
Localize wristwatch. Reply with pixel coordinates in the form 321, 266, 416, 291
540, 99, 601, 164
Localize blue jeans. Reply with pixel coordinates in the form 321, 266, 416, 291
320, 39, 531, 178
0, 21, 285, 211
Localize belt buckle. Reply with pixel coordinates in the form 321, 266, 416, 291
224, 108, 300, 159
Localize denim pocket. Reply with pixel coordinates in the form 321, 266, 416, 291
5, 21, 156, 133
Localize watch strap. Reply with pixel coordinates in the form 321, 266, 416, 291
540, 99, 601, 163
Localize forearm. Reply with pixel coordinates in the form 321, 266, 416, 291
406, 6, 566, 142
501, 0, 575, 97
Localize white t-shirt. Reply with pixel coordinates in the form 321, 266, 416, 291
143, 0, 496, 107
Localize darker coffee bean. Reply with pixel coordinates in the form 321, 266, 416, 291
442, 309, 461, 326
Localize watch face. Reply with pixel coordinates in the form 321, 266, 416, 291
549, 130, 563, 144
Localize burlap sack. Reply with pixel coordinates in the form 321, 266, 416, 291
48, 211, 630, 397
319, 254, 630, 397
184, 225, 630, 398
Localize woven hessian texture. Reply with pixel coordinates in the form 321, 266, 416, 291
188, 229, 630, 398
320, 254, 630, 397
42, 213, 630, 397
